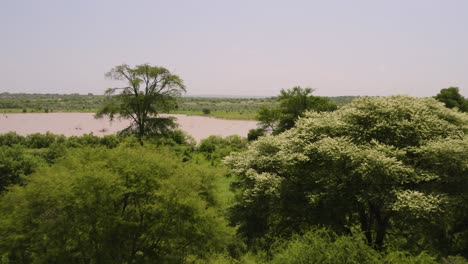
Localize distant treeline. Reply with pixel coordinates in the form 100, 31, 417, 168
0, 93, 105, 113
0, 93, 358, 118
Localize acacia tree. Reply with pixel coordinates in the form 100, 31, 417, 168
226, 96, 468, 250
256, 87, 337, 135
435, 87, 468, 112
96, 64, 185, 143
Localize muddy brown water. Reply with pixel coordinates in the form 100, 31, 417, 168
0, 113, 258, 141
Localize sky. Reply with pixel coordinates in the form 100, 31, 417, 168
1, 0, 467, 97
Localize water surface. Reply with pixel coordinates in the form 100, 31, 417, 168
0, 113, 258, 141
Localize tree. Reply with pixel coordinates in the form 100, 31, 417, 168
96, 64, 186, 143
276, 86, 337, 132
256, 87, 337, 134
226, 96, 468, 250
435, 87, 468, 112
257, 106, 281, 133
247, 128, 266, 141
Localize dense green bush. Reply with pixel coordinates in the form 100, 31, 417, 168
0, 146, 234, 263
145, 129, 195, 147
269, 229, 437, 264
247, 128, 265, 141
25, 132, 65, 148
0, 132, 25, 147
0, 146, 39, 193
0, 133, 122, 149
198, 135, 248, 164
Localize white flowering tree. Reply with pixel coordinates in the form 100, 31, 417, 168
226, 96, 468, 250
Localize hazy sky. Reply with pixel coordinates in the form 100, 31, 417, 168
1, 0, 467, 97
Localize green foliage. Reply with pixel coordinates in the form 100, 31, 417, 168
96, 64, 186, 143
256, 86, 337, 134
198, 135, 248, 165
226, 96, 468, 251
325, 96, 357, 106
65, 134, 121, 148
257, 107, 280, 133
0, 132, 25, 147
0, 146, 39, 193
202, 108, 211, 114
402, 138, 468, 257
0, 146, 234, 263
171, 97, 279, 120
435, 87, 468, 112
247, 128, 266, 141
268, 229, 438, 264
0, 133, 122, 149
441, 256, 468, 264
270, 229, 381, 264
25, 132, 66, 148
383, 251, 438, 264
0, 93, 106, 113
276, 87, 337, 131
142, 129, 195, 148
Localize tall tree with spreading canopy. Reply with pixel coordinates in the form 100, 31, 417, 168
96, 64, 186, 143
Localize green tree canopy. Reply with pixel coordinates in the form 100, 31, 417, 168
435, 87, 468, 112
0, 146, 38, 193
96, 64, 186, 143
257, 86, 337, 134
0, 146, 233, 263
226, 96, 468, 251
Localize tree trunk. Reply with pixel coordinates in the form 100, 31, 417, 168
370, 203, 390, 251
358, 206, 372, 245
374, 212, 390, 251
138, 120, 144, 145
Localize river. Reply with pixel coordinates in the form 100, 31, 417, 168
0, 113, 258, 141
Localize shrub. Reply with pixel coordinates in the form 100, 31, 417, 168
0, 146, 38, 193
26, 132, 65, 148
270, 229, 438, 264
0, 132, 25, 147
